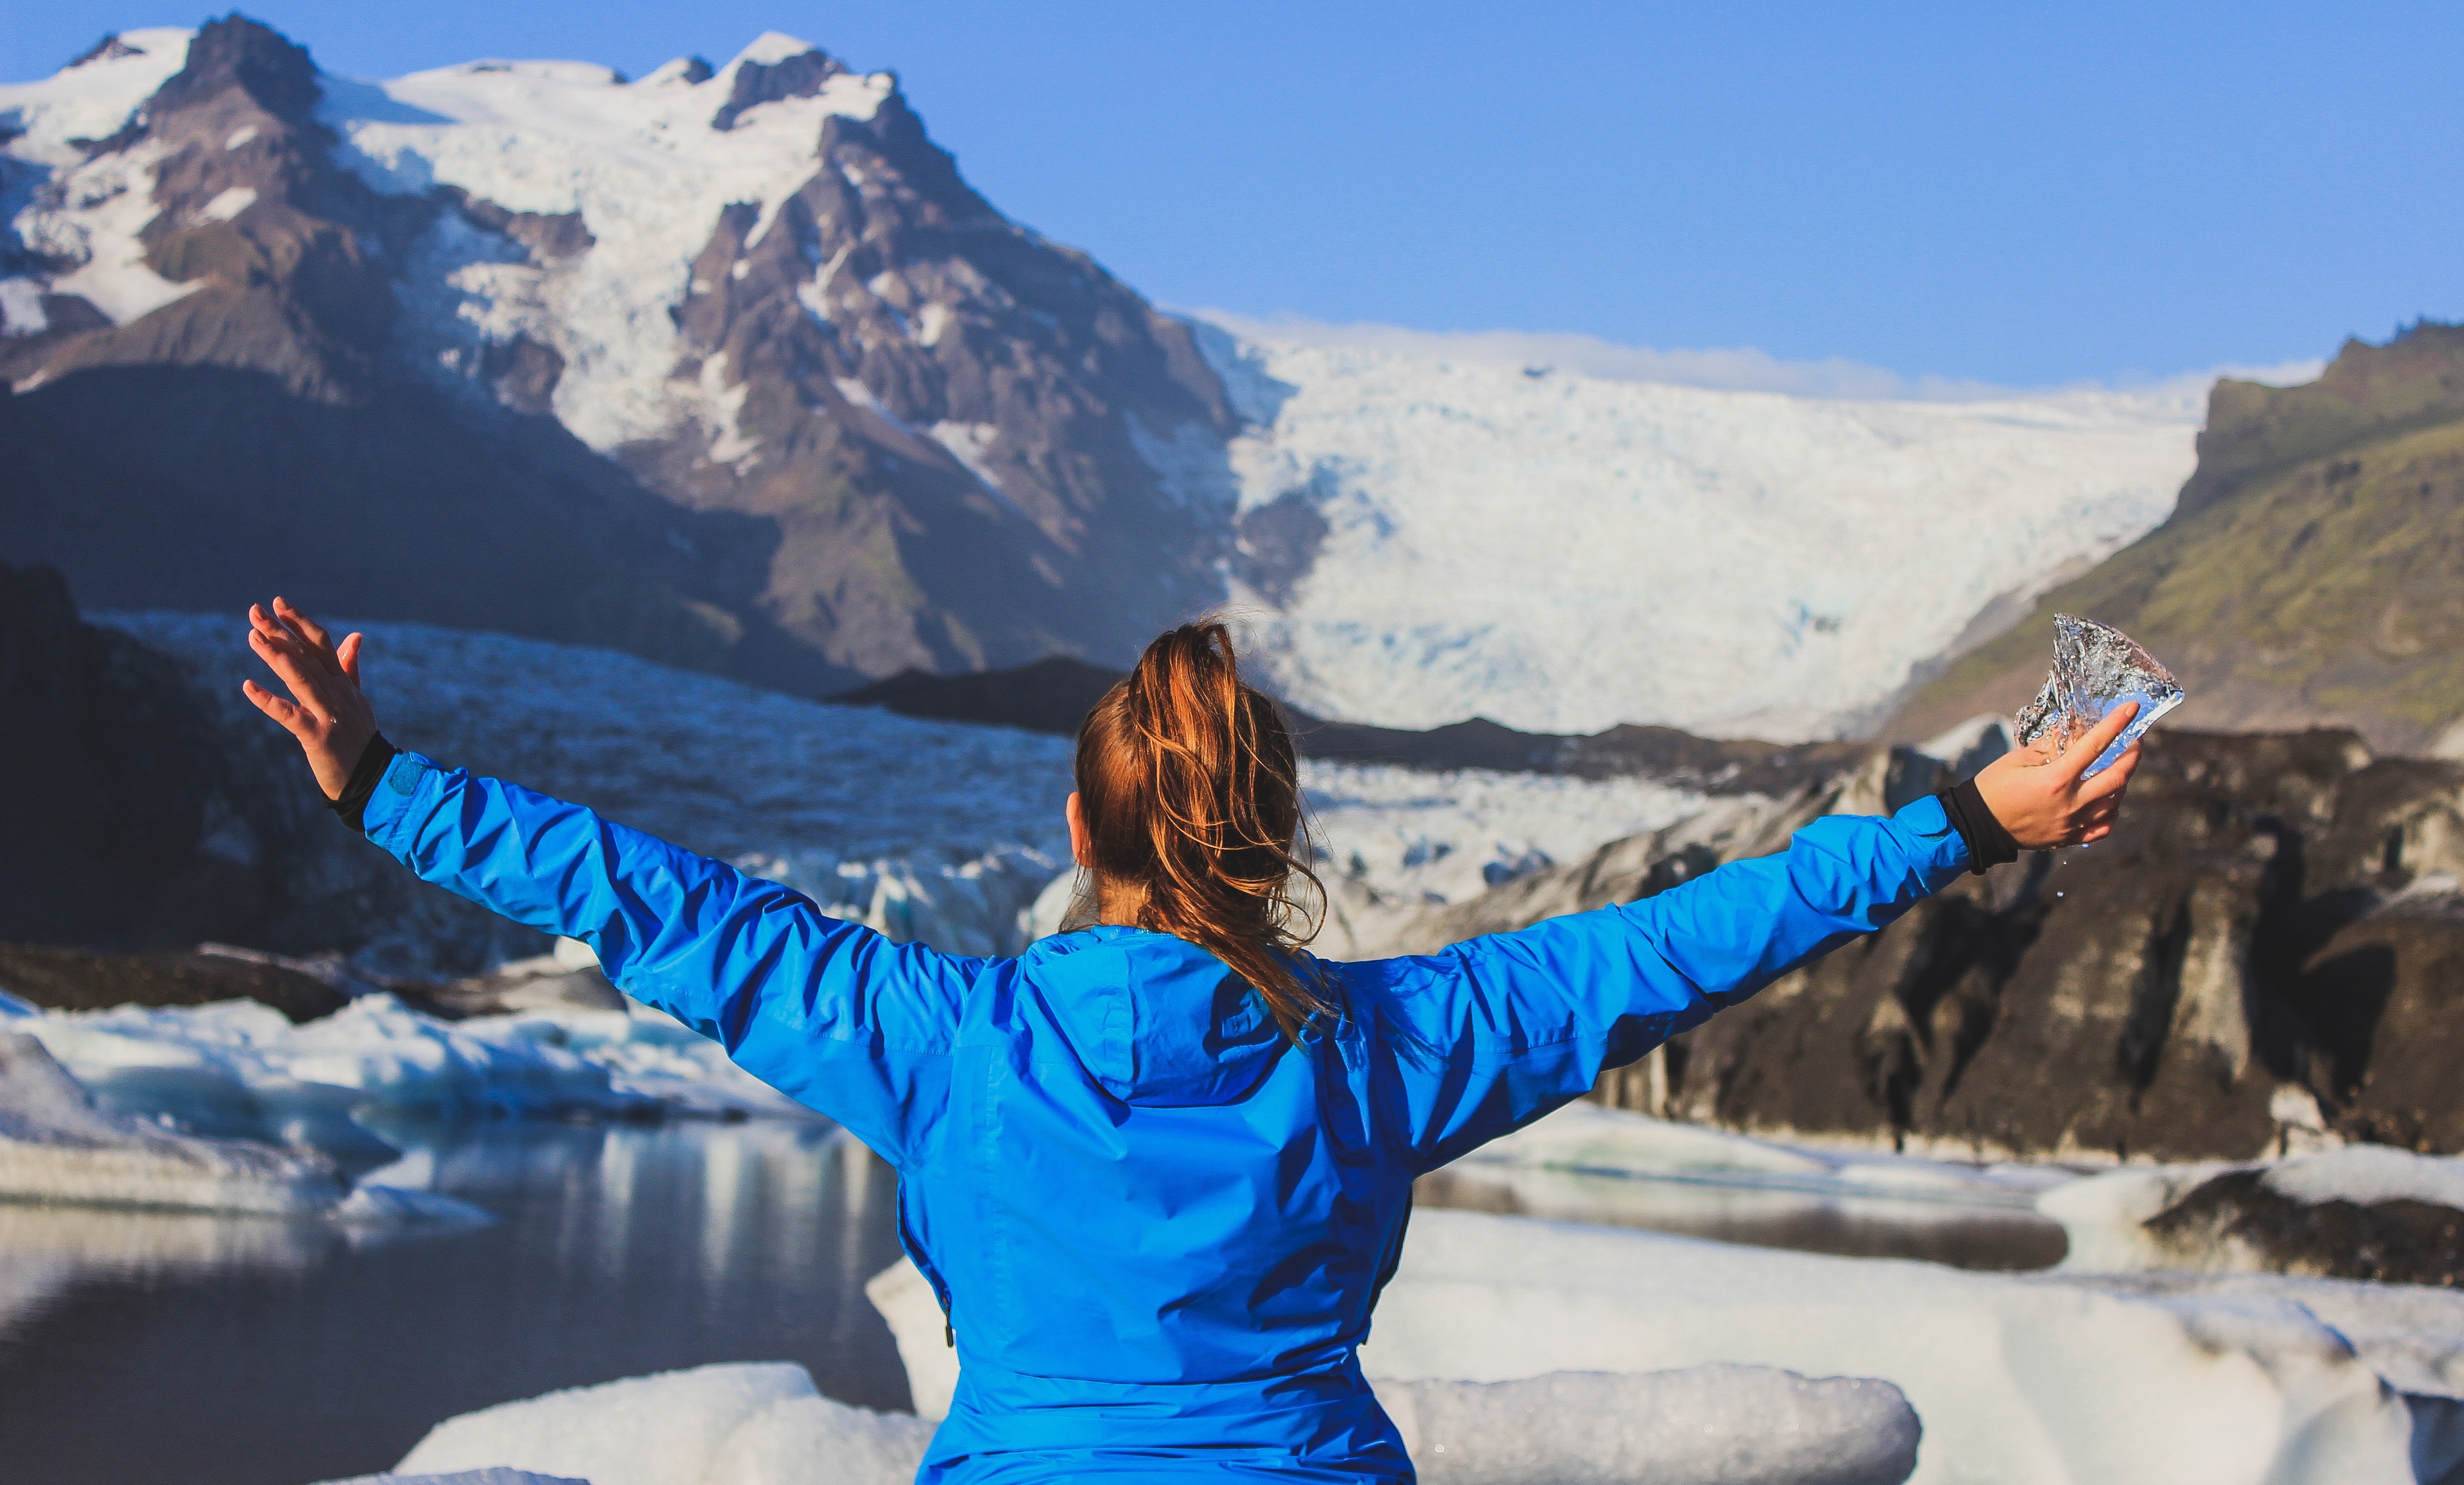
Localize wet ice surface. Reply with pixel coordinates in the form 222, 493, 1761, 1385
1423, 1104, 2069, 1271
2011, 613, 2184, 776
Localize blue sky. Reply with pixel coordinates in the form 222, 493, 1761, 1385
8, 3, 2459, 389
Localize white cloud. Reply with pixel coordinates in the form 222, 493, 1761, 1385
1183, 308, 2324, 409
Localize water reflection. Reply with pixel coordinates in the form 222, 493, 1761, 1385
0, 1120, 909, 1485
1417, 1162, 2068, 1271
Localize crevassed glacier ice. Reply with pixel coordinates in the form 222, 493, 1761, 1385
2011, 614, 2184, 777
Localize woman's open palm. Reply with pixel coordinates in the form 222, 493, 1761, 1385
241, 597, 378, 800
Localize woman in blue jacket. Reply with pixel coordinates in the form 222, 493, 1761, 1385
241, 597, 2138, 1483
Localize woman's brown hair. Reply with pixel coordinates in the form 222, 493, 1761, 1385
1069, 619, 1330, 1036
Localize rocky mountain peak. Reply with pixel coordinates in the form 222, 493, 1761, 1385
2177, 320, 2464, 524
711, 40, 850, 131
146, 14, 319, 126
68, 34, 151, 69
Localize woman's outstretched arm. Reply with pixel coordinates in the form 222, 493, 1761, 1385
1364, 703, 2144, 1171
241, 600, 977, 1166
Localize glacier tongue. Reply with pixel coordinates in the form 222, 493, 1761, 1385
1205, 331, 2201, 740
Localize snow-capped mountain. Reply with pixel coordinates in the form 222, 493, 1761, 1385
5, 18, 2202, 740
0, 19, 1232, 690
1204, 332, 2202, 738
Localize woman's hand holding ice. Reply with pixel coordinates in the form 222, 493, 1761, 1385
1973, 702, 2141, 850
240, 597, 377, 801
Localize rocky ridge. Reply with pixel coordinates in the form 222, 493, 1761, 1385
1894, 323, 2464, 756
1337, 728, 2464, 1163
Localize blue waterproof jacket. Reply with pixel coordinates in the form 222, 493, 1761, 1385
358, 749, 1973, 1482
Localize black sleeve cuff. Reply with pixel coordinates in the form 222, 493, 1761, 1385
1937, 778, 2020, 877
328, 732, 399, 835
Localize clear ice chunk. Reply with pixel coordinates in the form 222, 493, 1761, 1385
2010, 614, 2183, 778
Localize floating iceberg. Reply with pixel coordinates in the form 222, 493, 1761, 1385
2039, 1146, 2464, 1284
1460, 1102, 2056, 1202
0, 1029, 344, 1216
13, 992, 813, 1148
2011, 614, 2183, 776
363, 1357, 1920, 1485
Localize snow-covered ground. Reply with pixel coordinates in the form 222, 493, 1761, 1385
1203, 330, 2200, 739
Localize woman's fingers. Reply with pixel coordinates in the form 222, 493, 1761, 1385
2078, 745, 2142, 802
273, 596, 333, 653
241, 677, 309, 736
2054, 702, 2140, 786
249, 628, 341, 720
337, 631, 363, 685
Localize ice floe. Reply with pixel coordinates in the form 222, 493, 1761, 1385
2039, 1146, 2464, 1282
358, 1357, 1922, 1485
1463, 1102, 2062, 1204
13, 991, 814, 1144
0, 1028, 344, 1216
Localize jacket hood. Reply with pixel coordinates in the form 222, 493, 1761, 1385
1020, 927, 1288, 1107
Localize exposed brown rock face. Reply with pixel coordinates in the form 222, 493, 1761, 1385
2, 20, 797, 688
1344, 728, 2464, 1162
625, 58, 1236, 676
0, 943, 345, 1022
5, 19, 1241, 694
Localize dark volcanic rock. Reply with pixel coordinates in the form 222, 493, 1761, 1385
0, 561, 261, 948
2293, 889, 2464, 1153
1427, 727, 2464, 1162
0, 943, 345, 1022
2143, 1166, 2464, 1286
838, 655, 1885, 791
839, 656, 1124, 737
0, 562, 558, 976
1655, 730, 2464, 1160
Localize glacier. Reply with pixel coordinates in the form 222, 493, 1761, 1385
1201, 330, 2202, 739
108, 611, 1717, 966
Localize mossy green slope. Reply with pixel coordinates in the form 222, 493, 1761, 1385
1892, 324, 2464, 754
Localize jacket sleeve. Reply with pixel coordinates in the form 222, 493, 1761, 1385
359, 749, 981, 1167
1357, 794, 1971, 1171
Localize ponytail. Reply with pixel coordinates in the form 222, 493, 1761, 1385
1069, 619, 1331, 1037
